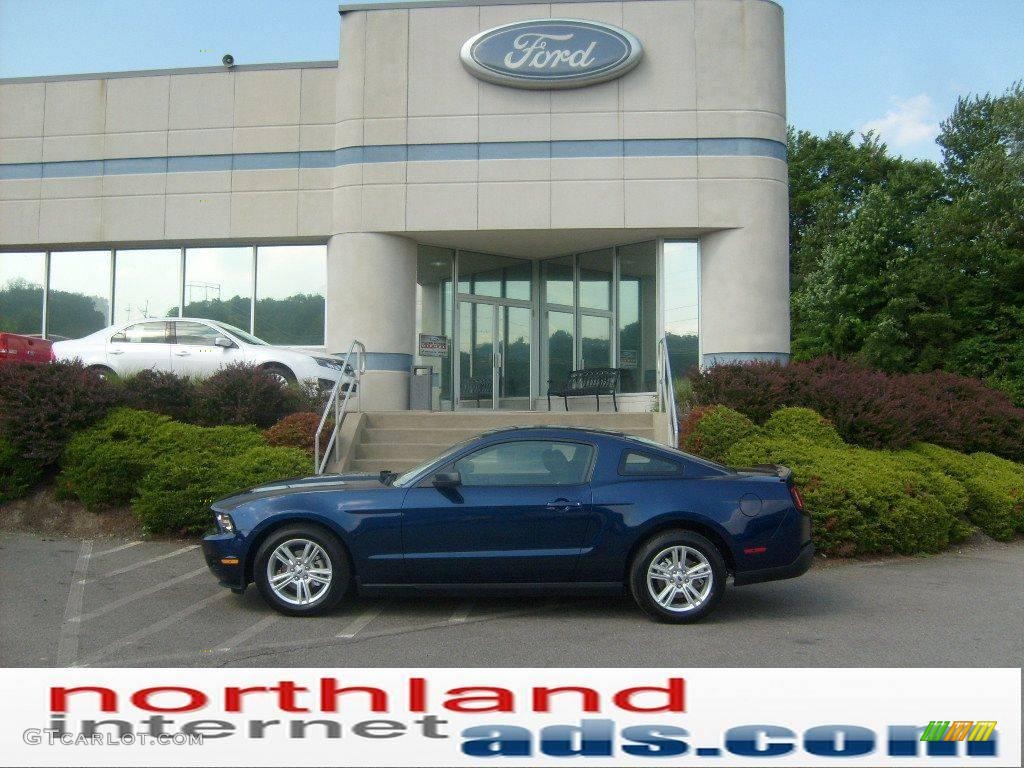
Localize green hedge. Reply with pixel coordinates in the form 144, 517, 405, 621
59, 408, 311, 534
723, 431, 971, 557
908, 443, 1024, 540
682, 405, 1016, 557
0, 436, 43, 503
679, 405, 758, 463
134, 445, 309, 534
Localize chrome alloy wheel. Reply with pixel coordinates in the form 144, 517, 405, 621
266, 538, 333, 606
646, 545, 714, 613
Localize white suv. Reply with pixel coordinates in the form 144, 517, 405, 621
52, 318, 353, 388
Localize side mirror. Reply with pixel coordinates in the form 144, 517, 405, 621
110, 332, 126, 343
214, 336, 235, 349
432, 471, 461, 488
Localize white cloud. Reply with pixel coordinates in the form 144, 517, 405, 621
861, 94, 941, 155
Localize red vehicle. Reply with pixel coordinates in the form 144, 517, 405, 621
0, 333, 54, 365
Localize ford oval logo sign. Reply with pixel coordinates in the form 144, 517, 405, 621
460, 18, 643, 90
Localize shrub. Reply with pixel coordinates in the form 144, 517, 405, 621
59, 408, 265, 510
133, 445, 310, 534
265, 412, 326, 458
688, 361, 792, 423
190, 363, 295, 428
0, 360, 115, 465
724, 434, 971, 557
0, 436, 43, 502
679, 405, 758, 463
59, 408, 172, 509
117, 369, 197, 422
788, 357, 911, 449
687, 356, 1024, 459
762, 407, 844, 446
909, 443, 1024, 540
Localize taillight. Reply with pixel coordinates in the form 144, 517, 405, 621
789, 485, 805, 511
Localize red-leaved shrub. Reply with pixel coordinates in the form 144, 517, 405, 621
264, 412, 327, 457
688, 356, 1024, 460
0, 360, 116, 464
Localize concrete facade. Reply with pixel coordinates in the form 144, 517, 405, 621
0, 0, 790, 410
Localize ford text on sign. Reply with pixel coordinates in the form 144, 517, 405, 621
460, 19, 643, 90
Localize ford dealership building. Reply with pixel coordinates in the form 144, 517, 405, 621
0, 0, 789, 411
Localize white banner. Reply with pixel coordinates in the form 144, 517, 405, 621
0, 668, 1019, 767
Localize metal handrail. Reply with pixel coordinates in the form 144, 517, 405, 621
657, 335, 680, 447
314, 340, 366, 475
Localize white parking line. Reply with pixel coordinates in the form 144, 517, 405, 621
448, 601, 474, 624
336, 604, 387, 638
108, 600, 564, 666
76, 591, 230, 667
217, 614, 281, 651
83, 544, 199, 583
91, 541, 142, 558
75, 566, 209, 623
56, 540, 93, 666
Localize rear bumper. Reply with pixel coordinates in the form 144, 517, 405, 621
733, 541, 814, 586
202, 533, 247, 592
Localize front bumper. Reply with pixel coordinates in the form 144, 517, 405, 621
733, 541, 814, 586
202, 533, 247, 592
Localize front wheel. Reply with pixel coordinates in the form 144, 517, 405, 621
629, 530, 726, 623
263, 364, 296, 386
254, 525, 349, 616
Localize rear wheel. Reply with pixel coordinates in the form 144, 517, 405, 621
87, 365, 117, 381
629, 530, 726, 623
254, 525, 349, 616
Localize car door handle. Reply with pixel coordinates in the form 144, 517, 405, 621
546, 499, 584, 510
174, 350, 190, 356
109, 349, 124, 355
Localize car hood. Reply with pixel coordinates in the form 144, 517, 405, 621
211, 472, 390, 511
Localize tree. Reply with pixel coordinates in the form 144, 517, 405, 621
789, 83, 1024, 403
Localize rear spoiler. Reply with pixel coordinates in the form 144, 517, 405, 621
733, 463, 793, 482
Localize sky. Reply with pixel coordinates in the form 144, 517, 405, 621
1, 0, 1021, 162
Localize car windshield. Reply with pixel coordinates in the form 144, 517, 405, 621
213, 322, 268, 346
390, 437, 477, 487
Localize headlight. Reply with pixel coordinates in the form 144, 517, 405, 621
314, 356, 343, 371
215, 511, 236, 533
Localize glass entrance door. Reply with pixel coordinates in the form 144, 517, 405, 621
457, 299, 531, 409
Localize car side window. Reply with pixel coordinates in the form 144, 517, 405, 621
116, 322, 169, 344
173, 321, 222, 346
619, 450, 683, 477
454, 440, 594, 487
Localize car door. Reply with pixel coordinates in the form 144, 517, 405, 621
400, 438, 596, 583
105, 321, 172, 375
169, 320, 244, 377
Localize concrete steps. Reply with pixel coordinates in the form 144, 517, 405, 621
339, 410, 663, 474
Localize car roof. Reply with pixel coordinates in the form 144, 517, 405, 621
476, 424, 663, 444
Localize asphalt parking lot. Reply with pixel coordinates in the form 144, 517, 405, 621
2, 530, 1021, 668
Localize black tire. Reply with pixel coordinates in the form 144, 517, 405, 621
629, 530, 727, 623
87, 365, 117, 381
263, 363, 296, 386
253, 524, 350, 616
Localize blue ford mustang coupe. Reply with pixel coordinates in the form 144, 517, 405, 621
203, 427, 813, 622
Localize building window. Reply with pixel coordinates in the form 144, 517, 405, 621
579, 248, 613, 311
663, 241, 700, 379
617, 241, 657, 393
254, 245, 326, 346
113, 248, 181, 323
458, 251, 532, 301
0, 251, 45, 335
47, 251, 111, 341
415, 246, 454, 410
184, 247, 253, 331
